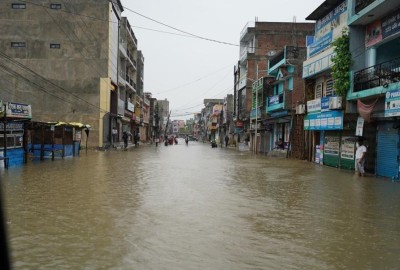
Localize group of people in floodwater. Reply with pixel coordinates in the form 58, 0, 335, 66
122, 131, 140, 149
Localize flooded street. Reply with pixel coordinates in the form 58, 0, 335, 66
2, 140, 400, 269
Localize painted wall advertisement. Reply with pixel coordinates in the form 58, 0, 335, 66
324, 136, 340, 156
309, 1, 347, 57
340, 137, 355, 160
365, 20, 382, 48
384, 89, 400, 117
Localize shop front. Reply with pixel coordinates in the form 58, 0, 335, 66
376, 89, 400, 179
0, 101, 32, 168
269, 111, 291, 150
305, 98, 356, 169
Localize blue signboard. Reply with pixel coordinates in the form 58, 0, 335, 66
268, 95, 280, 107
309, 32, 333, 57
270, 110, 288, 118
384, 89, 400, 117
321, 97, 330, 112
304, 110, 343, 130
250, 108, 261, 119
381, 7, 400, 39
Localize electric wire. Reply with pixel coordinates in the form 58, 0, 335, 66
121, 5, 240, 47
0, 52, 112, 115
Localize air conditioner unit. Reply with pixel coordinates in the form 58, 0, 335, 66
329, 96, 343, 110
296, 104, 306, 114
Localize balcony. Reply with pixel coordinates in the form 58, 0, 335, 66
240, 21, 255, 41
355, 0, 376, 14
353, 57, 400, 92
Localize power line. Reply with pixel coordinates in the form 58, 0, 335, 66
121, 5, 240, 47
155, 64, 232, 95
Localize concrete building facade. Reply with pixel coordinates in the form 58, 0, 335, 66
0, 0, 144, 149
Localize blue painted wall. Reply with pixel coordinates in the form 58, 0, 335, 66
2, 148, 24, 168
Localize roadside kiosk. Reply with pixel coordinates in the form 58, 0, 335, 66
0, 101, 32, 169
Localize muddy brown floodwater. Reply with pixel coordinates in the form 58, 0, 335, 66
2, 140, 400, 269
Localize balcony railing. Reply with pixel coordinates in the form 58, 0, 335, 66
355, 0, 376, 14
354, 57, 400, 92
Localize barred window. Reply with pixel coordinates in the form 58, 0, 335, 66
12, 3, 26, 9
325, 79, 335, 97
50, 44, 61, 49
315, 83, 323, 99
50, 4, 62, 9
11, 42, 26, 48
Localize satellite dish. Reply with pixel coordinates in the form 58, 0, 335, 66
267, 50, 276, 57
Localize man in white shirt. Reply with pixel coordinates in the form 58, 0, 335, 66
356, 139, 367, 177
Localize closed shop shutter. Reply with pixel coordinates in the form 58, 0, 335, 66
376, 122, 399, 179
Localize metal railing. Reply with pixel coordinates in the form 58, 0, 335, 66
353, 57, 400, 92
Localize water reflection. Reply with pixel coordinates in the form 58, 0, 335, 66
2, 142, 400, 269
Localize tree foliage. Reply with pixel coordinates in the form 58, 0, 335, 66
331, 29, 351, 99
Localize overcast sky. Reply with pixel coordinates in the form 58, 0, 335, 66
122, 0, 323, 120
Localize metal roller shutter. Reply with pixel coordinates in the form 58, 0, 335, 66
376, 122, 399, 179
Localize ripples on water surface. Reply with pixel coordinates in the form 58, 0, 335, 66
2, 141, 400, 269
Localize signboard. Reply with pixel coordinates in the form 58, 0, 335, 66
366, 20, 382, 48
1, 102, 32, 118
321, 97, 330, 112
341, 137, 355, 160
268, 95, 280, 107
355, 117, 364, 136
250, 108, 261, 119
309, 32, 333, 57
324, 136, 340, 156
381, 7, 400, 39
0, 123, 24, 130
384, 89, 400, 117
303, 51, 335, 78
127, 101, 135, 112
307, 98, 322, 114
311, 1, 347, 57
304, 110, 343, 130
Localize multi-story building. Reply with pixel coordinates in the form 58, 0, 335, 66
201, 99, 224, 142
157, 98, 170, 137
222, 94, 234, 141
193, 113, 202, 139
118, 16, 138, 144
234, 21, 315, 151
146, 93, 158, 141
265, 46, 309, 158
303, 0, 355, 169
346, 0, 400, 178
0, 0, 146, 149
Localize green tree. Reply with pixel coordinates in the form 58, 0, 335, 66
331, 29, 352, 99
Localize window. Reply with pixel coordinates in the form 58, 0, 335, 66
50, 43, 61, 49
11, 3, 26, 9
11, 42, 26, 48
50, 4, 62, 9
315, 83, 323, 98
325, 79, 335, 97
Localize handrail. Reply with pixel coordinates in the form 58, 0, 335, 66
354, 57, 400, 92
